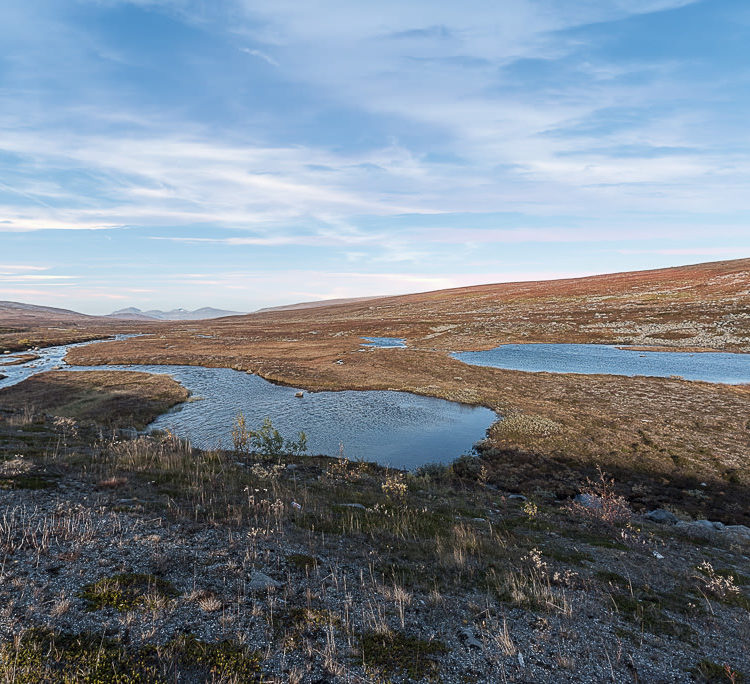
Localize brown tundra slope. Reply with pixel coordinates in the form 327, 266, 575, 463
0, 301, 158, 353
234, 256, 750, 353
60, 258, 750, 524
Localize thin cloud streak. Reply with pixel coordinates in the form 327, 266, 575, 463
0, 264, 49, 273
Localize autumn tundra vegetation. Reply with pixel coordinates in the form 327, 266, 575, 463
0, 259, 748, 681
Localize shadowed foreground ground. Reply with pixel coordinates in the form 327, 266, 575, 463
0, 410, 747, 682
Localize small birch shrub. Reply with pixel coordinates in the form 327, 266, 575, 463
231, 414, 307, 457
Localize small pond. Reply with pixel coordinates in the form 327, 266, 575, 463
124, 365, 493, 468
0, 339, 495, 469
452, 343, 750, 384
360, 337, 406, 348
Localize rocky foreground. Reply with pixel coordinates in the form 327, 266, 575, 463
0, 407, 747, 683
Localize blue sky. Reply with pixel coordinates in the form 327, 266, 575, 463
0, 0, 748, 314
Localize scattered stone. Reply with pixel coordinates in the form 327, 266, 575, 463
508, 494, 527, 501
458, 627, 482, 649
247, 570, 283, 592
646, 509, 678, 525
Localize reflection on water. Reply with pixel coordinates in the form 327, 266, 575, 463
453, 343, 750, 384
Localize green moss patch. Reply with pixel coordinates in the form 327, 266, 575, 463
286, 553, 319, 571
274, 606, 341, 644
610, 587, 697, 641
0, 629, 263, 683
168, 634, 263, 682
559, 527, 628, 550
0, 474, 58, 490
595, 570, 630, 587
547, 547, 594, 564
692, 659, 745, 683
293, 505, 452, 540
359, 630, 448, 680
0, 628, 160, 683
79, 573, 178, 612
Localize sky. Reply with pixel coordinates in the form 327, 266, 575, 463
0, 0, 748, 314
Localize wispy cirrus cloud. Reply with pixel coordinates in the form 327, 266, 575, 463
0, 264, 49, 273
0, 275, 77, 282
239, 47, 279, 67
617, 247, 749, 257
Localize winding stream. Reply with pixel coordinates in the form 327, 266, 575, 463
0, 339, 495, 469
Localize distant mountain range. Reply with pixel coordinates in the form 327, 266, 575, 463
108, 307, 244, 321
0, 301, 245, 324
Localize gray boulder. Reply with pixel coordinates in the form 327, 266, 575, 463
726, 525, 750, 540
646, 509, 678, 525
675, 520, 724, 536
248, 570, 283, 592
458, 627, 482, 649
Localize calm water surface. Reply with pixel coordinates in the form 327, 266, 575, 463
452, 344, 750, 384
1, 339, 495, 469
360, 337, 406, 348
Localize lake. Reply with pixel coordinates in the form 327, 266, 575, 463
452, 343, 750, 384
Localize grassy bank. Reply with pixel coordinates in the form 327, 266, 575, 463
0, 370, 189, 430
